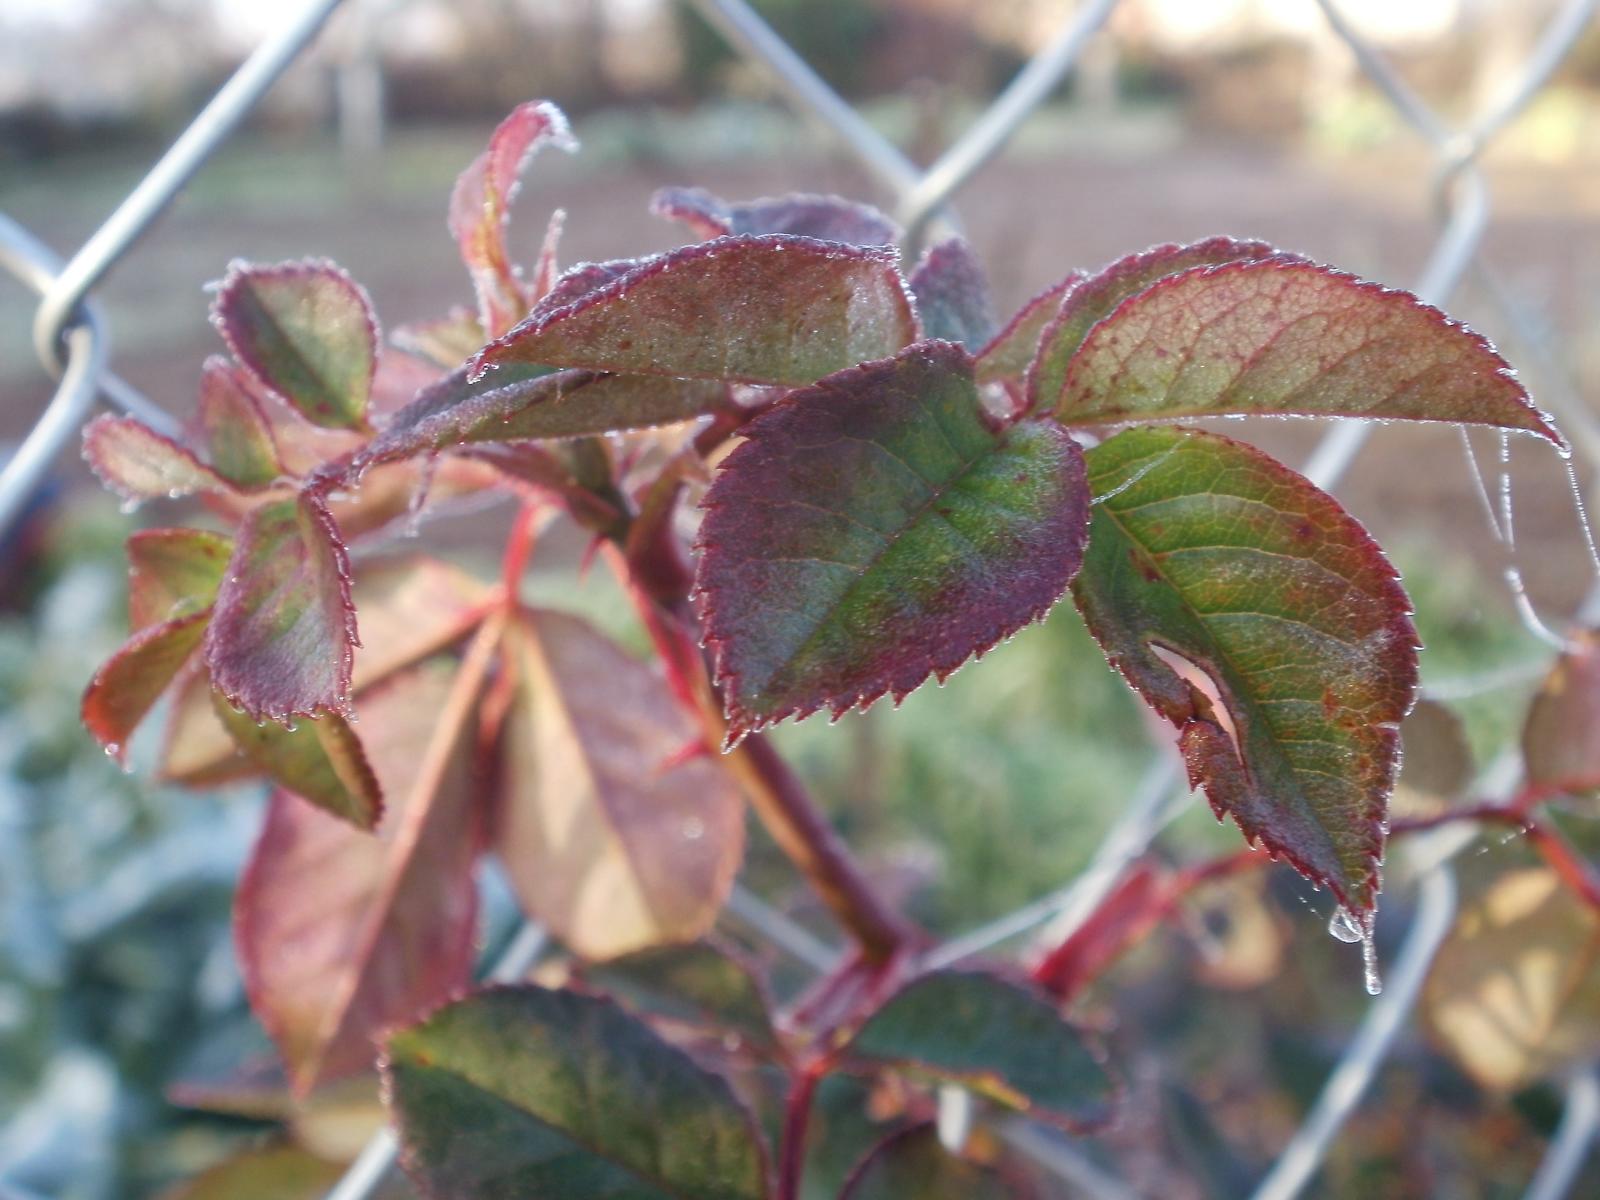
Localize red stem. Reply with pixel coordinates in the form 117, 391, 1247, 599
501, 502, 541, 603
777, 1061, 826, 1200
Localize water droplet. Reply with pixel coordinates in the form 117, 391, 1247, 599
283, 719, 297, 733
682, 817, 705, 841
102, 742, 121, 758
119, 498, 139, 514
1327, 906, 1363, 943
1362, 935, 1383, 996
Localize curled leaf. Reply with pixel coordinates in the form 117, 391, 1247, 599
1072, 427, 1418, 916
195, 355, 284, 488
471, 235, 917, 387
212, 258, 379, 431
82, 611, 210, 762
652, 186, 900, 246
696, 340, 1089, 744
448, 100, 577, 338
974, 271, 1085, 388
213, 698, 382, 830
203, 493, 357, 722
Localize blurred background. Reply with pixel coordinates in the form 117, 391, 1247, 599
4, 1, 1600, 1196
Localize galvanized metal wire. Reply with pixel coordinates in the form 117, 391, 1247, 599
2, 1, 1597, 1197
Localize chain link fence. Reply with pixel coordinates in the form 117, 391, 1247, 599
3, 1, 1600, 1196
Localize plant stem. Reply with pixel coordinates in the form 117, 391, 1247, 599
501, 501, 542, 603
600, 512, 916, 962
777, 1061, 825, 1200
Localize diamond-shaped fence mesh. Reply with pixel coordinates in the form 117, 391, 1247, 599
3, 1, 1599, 1197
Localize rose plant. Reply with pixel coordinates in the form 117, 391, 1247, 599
77, 100, 1596, 1197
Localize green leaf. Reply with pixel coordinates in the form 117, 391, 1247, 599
842, 968, 1114, 1131
1425, 866, 1600, 1091
126, 527, 231, 630
1050, 256, 1564, 444
1026, 237, 1281, 410
356, 360, 726, 475
908, 237, 998, 351
196, 354, 285, 488
82, 611, 209, 762
696, 340, 1089, 744
1523, 629, 1600, 800
82, 414, 234, 503
162, 1144, 342, 1200
213, 697, 382, 830
213, 258, 379, 430
237, 643, 493, 1094
204, 493, 357, 722
494, 608, 745, 959
385, 985, 772, 1199
583, 940, 780, 1057
1072, 427, 1418, 915
841, 1124, 1036, 1199
471, 235, 917, 387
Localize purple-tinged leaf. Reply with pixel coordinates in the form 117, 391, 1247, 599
126, 527, 231, 631
237, 642, 494, 1094
82, 611, 209, 762
696, 340, 1089, 745
213, 698, 382, 830
974, 271, 1084, 387
212, 259, 379, 431
384, 985, 772, 1199
195, 355, 284, 488
471, 235, 918, 387
841, 1124, 1039, 1200
1523, 629, 1600, 799
651, 186, 901, 247
354, 360, 726, 475
581, 939, 780, 1058
203, 493, 357, 722
1027, 237, 1282, 411
908, 236, 998, 352
448, 100, 577, 338
82, 414, 234, 503
392, 307, 487, 371
1425, 866, 1600, 1091
1072, 427, 1418, 917
842, 968, 1115, 1132
1053, 256, 1565, 443
494, 608, 745, 960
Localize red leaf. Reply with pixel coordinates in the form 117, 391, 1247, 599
448, 100, 576, 338
974, 271, 1085, 387
470, 235, 917, 388
494, 608, 746, 960
236, 637, 495, 1094
82, 611, 210, 762
126, 527, 232, 631
651, 186, 901, 246
695, 340, 1089, 743
212, 259, 379, 431
1053, 255, 1565, 443
82, 414, 234, 504
907, 236, 998, 351
194, 355, 284, 488
203, 493, 357, 722
1027, 237, 1282, 411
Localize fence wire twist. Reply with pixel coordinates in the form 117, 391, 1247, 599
3, 1, 1599, 1197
